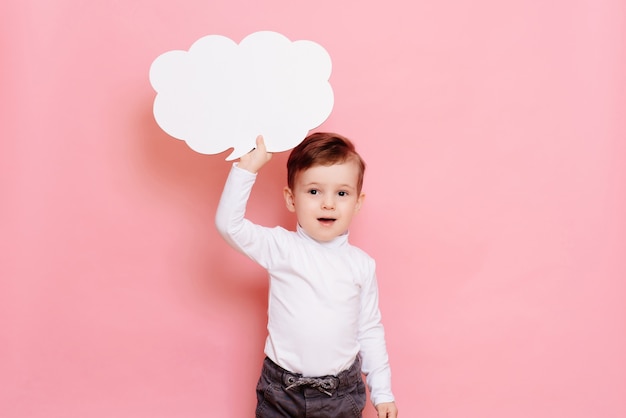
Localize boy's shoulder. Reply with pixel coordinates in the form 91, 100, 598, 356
347, 241, 374, 260
347, 243, 376, 270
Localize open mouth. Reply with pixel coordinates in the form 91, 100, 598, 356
317, 218, 336, 225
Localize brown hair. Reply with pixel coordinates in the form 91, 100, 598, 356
287, 132, 366, 193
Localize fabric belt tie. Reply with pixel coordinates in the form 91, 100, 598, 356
284, 374, 339, 397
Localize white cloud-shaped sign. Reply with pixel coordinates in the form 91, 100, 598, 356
149, 31, 334, 160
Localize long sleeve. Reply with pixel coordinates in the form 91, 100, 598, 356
215, 164, 281, 269
215, 164, 255, 250
357, 263, 395, 406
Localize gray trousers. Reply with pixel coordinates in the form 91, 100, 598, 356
255, 356, 367, 418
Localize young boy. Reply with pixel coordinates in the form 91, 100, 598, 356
215, 132, 398, 417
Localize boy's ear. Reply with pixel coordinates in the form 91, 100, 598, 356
355, 192, 366, 212
283, 187, 296, 212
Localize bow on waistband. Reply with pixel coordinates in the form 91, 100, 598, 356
284, 375, 339, 397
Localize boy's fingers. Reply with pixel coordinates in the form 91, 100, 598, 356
255, 135, 272, 160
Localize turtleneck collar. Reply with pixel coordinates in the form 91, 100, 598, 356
296, 223, 349, 249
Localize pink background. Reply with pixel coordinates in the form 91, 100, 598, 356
2, 0, 625, 417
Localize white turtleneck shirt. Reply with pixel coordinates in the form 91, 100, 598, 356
215, 164, 394, 405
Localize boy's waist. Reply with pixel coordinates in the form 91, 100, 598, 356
262, 355, 362, 395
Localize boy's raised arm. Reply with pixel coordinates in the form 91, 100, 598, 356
237, 135, 273, 173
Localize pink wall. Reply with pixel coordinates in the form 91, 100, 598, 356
2, 0, 625, 417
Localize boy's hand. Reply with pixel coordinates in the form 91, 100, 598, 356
237, 135, 272, 174
376, 401, 398, 418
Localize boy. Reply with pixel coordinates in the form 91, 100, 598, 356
216, 132, 398, 417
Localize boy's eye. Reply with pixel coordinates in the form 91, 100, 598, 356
338, 191, 347, 197
308, 189, 318, 195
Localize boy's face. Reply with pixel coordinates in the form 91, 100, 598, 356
283, 161, 365, 242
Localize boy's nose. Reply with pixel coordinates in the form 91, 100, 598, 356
322, 198, 335, 210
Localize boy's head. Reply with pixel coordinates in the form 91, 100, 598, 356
284, 132, 367, 242
287, 132, 366, 195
